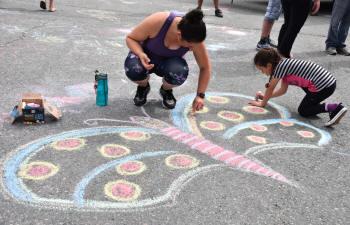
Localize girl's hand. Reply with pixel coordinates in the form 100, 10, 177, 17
192, 96, 205, 112
248, 100, 265, 107
139, 53, 154, 70
255, 91, 264, 100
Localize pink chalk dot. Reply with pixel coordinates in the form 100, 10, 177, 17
120, 162, 141, 172
105, 146, 127, 156
170, 156, 192, 167
297, 130, 315, 138
27, 165, 51, 177
200, 121, 225, 131
111, 183, 135, 198
250, 124, 267, 132
56, 139, 82, 149
124, 131, 143, 138
246, 135, 267, 144
165, 154, 199, 169
279, 121, 294, 127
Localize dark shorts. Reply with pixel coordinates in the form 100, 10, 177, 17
124, 52, 189, 86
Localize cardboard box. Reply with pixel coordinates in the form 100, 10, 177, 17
22, 93, 43, 107
11, 93, 62, 124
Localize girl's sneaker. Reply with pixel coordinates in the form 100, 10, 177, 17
325, 103, 347, 127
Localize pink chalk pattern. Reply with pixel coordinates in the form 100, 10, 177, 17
99, 144, 130, 158
18, 161, 59, 180
165, 154, 199, 169
52, 138, 85, 151
243, 106, 268, 114
246, 135, 267, 144
120, 131, 150, 141
200, 121, 225, 131
297, 130, 315, 138
116, 160, 146, 175
218, 110, 244, 122
104, 180, 141, 201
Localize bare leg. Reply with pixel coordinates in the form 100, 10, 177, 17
134, 77, 150, 87
197, 0, 204, 9
49, 0, 56, 12
261, 19, 274, 38
161, 79, 176, 90
213, 0, 219, 9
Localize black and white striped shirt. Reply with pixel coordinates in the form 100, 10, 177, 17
273, 58, 336, 92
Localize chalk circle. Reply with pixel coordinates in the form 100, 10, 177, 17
200, 121, 225, 131
119, 131, 151, 141
51, 138, 85, 151
207, 96, 230, 104
250, 124, 268, 132
99, 144, 130, 158
218, 110, 244, 122
104, 180, 141, 202
246, 135, 267, 144
18, 161, 59, 180
165, 154, 199, 169
297, 130, 315, 138
195, 106, 209, 114
243, 106, 268, 114
116, 160, 146, 175
279, 121, 294, 127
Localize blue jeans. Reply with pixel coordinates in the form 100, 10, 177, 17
325, 0, 350, 48
124, 52, 189, 86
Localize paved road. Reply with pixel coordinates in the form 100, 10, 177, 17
0, 0, 349, 224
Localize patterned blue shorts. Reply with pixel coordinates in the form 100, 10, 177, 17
265, 0, 282, 21
124, 52, 189, 86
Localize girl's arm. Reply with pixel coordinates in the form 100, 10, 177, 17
191, 42, 211, 112
249, 78, 281, 107
125, 12, 166, 70
271, 81, 288, 98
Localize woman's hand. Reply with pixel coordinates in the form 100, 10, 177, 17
248, 100, 265, 107
139, 53, 154, 70
192, 96, 205, 112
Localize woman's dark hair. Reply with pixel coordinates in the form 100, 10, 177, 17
178, 9, 206, 43
254, 48, 281, 70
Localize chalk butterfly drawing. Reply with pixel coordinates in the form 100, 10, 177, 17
1, 92, 331, 211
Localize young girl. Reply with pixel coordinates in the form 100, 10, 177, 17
250, 48, 347, 126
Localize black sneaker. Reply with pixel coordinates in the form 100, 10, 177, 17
133, 83, 150, 106
215, 9, 223, 18
40, 0, 46, 9
268, 37, 277, 48
256, 37, 271, 50
325, 103, 347, 127
159, 86, 176, 109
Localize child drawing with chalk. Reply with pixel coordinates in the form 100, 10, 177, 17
250, 48, 347, 127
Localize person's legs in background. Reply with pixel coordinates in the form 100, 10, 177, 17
197, 0, 223, 18
278, 0, 312, 58
257, 0, 282, 50
326, 0, 350, 55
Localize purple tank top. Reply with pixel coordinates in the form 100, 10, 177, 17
143, 11, 189, 58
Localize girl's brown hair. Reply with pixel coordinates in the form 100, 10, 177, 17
254, 48, 281, 71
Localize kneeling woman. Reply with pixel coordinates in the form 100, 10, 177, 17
250, 48, 347, 127
124, 9, 210, 110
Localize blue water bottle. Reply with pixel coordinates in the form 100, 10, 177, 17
94, 70, 108, 106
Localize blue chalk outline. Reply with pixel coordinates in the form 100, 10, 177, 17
172, 92, 291, 133
73, 151, 176, 207
3, 126, 159, 203
223, 119, 331, 146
